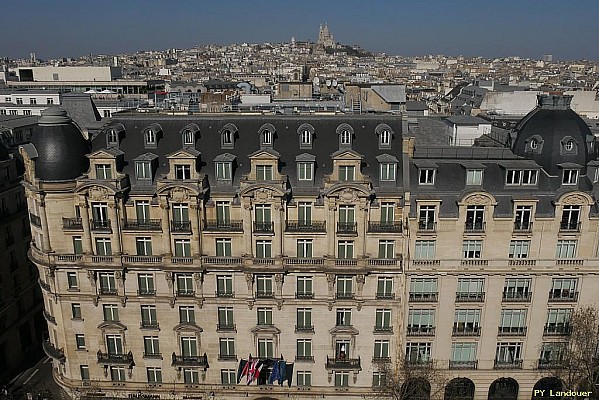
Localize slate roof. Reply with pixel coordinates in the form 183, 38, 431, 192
371, 85, 406, 104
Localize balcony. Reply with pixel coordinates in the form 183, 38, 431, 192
372, 356, 391, 363
368, 221, 402, 233
455, 292, 485, 302
498, 326, 527, 336
449, 360, 478, 370
538, 359, 562, 369
548, 290, 579, 302
30, 213, 41, 227
326, 356, 361, 370
203, 256, 243, 266
513, 221, 533, 233
204, 220, 243, 232
544, 324, 571, 336
295, 325, 315, 333
99, 287, 117, 295
286, 257, 325, 266
43, 340, 65, 363
464, 221, 485, 233
123, 255, 163, 264
62, 218, 83, 230
123, 219, 161, 231
417, 221, 437, 233
91, 219, 111, 232
286, 220, 326, 233
97, 351, 134, 366
295, 292, 314, 299
376, 292, 395, 300
407, 326, 435, 336
143, 352, 162, 360
374, 326, 393, 333
215, 291, 235, 298
171, 221, 191, 233
137, 289, 156, 296
140, 321, 160, 329
559, 221, 580, 233
295, 355, 315, 362
452, 326, 481, 336
256, 291, 274, 299
502, 292, 532, 302
335, 292, 355, 300
253, 221, 274, 234
171, 353, 209, 367
337, 222, 357, 235
217, 323, 236, 332
494, 359, 522, 369
218, 354, 238, 361
176, 289, 195, 297
409, 292, 438, 302
43, 309, 57, 325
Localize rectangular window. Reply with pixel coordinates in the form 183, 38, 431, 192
377, 277, 393, 298
95, 238, 112, 256
257, 339, 274, 359
509, 240, 530, 259
221, 369, 237, 385
380, 163, 396, 181
80, 365, 90, 380
410, 278, 438, 301
296, 339, 312, 358
110, 366, 126, 382
380, 129, 391, 146
95, 164, 112, 180
183, 369, 199, 384
337, 240, 354, 259
503, 278, 531, 300
495, 342, 522, 364
419, 169, 435, 185
339, 166, 355, 182
378, 240, 395, 259
174, 239, 191, 257
336, 308, 352, 326
374, 340, 390, 359
339, 205, 355, 225
147, 367, 162, 384
256, 165, 273, 181
257, 307, 273, 325
375, 309, 392, 330
372, 371, 386, 387
451, 343, 477, 362
75, 334, 86, 349
255, 204, 271, 223
256, 240, 272, 258
540, 342, 565, 365
408, 309, 435, 335
562, 169, 578, 185
465, 205, 484, 231
143, 336, 160, 357
556, 240, 577, 258
135, 237, 153, 256
98, 272, 116, 294
414, 240, 436, 259
181, 336, 198, 357
405, 342, 431, 363
300, 130, 311, 146
297, 308, 312, 329
216, 162, 232, 180
216, 238, 232, 257
216, 275, 233, 296
296, 276, 313, 298
219, 338, 236, 358
175, 164, 191, 180
466, 169, 483, 185
298, 202, 312, 225
218, 307, 234, 329
418, 205, 436, 230
462, 240, 482, 259
135, 161, 152, 180
103, 304, 119, 321
216, 201, 230, 224
297, 371, 312, 387
176, 273, 194, 296
67, 272, 78, 289
545, 308, 571, 333
560, 205, 580, 231
256, 275, 273, 297
105, 334, 123, 355
179, 306, 196, 324
298, 162, 313, 181
297, 239, 313, 258
550, 278, 578, 300
336, 275, 353, 298
135, 200, 150, 222
515, 205, 532, 230
453, 309, 481, 334
334, 371, 349, 387
71, 303, 82, 319
91, 202, 109, 225
499, 309, 527, 333
141, 305, 158, 327
72, 236, 83, 255
381, 202, 394, 223
137, 274, 155, 295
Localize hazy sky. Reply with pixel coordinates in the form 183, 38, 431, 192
2, 0, 598, 60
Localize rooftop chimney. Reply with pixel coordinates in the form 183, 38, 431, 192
537, 94, 573, 110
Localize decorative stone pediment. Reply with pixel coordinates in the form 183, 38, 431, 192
459, 192, 496, 206
250, 325, 281, 335
87, 186, 111, 201
173, 323, 203, 333
88, 148, 124, 160
166, 149, 201, 159
331, 149, 363, 160
557, 191, 593, 206
329, 326, 359, 336
97, 321, 127, 331
170, 187, 191, 202
324, 184, 373, 201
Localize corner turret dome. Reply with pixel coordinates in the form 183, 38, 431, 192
512, 95, 595, 176
30, 106, 90, 181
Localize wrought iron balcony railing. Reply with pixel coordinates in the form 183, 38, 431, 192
285, 220, 326, 233
123, 219, 161, 231
171, 221, 191, 233
337, 222, 357, 234
368, 221, 402, 233
204, 220, 243, 232
171, 353, 208, 367
62, 217, 83, 230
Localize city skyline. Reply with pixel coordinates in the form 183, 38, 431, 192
2, 0, 599, 61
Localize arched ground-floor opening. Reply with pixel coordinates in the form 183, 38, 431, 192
488, 377, 519, 400
402, 377, 431, 400
445, 377, 475, 400
531, 377, 563, 399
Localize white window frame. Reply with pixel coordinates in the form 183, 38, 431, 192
556, 240, 577, 258
462, 240, 482, 259
466, 169, 483, 185
509, 240, 530, 259
414, 240, 436, 259
216, 162, 232, 181
419, 168, 435, 185
380, 163, 396, 182
135, 161, 152, 180
562, 169, 579, 185
298, 162, 313, 181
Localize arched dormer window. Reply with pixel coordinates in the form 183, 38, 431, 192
297, 123, 315, 149
258, 123, 276, 148
219, 123, 238, 149
525, 135, 543, 154
375, 123, 394, 149
106, 123, 125, 148
180, 123, 199, 147
336, 123, 354, 148
143, 123, 162, 149
560, 136, 578, 156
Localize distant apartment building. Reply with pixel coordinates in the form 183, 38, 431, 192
344, 84, 406, 114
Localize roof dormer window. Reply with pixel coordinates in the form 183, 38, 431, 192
182, 130, 193, 146
95, 164, 112, 180
136, 161, 152, 180
339, 166, 355, 182
180, 123, 199, 147
565, 140, 574, 151
256, 165, 273, 181
380, 163, 396, 182
258, 123, 276, 149
562, 169, 579, 185
419, 169, 436, 185
262, 130, 272, 145
219, 124, 238, 149
561, 137, 578, 155
375, 124, 394, 149
298, 162, 313, 181
466, 169, 483, 186
214, 153, 236, 183
143, 124, 162, 149
530, 139, 538, 149
297, 123, 315, 149
107, 129, 118, 145
336, 123, 354, 148
175, 164, 191, 180
340, 130, 351, 145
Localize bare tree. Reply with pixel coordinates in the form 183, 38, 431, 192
543, 306, 599, 399
372, 355, 449, 400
